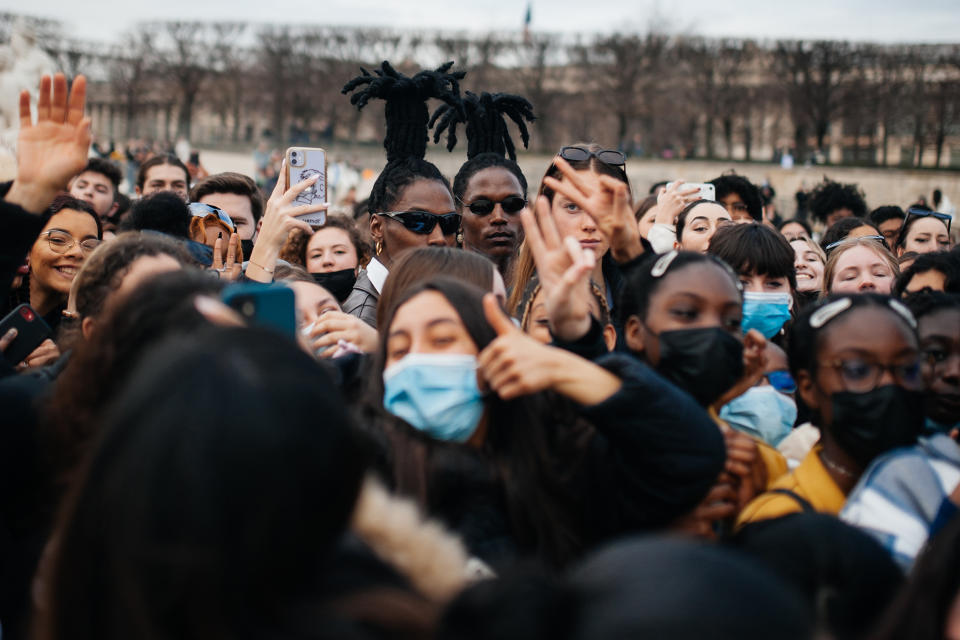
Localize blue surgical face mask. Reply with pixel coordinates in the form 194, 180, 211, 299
719, 385, 797, 447
742, 291, 792, 339
383, 353, 484, 443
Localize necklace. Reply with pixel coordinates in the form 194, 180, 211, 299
820, 451, 856, 479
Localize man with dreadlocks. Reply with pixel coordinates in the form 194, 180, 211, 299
432, 91, 535, 282
340, 61, 466, 328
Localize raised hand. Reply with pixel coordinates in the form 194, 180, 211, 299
654, 179, 701, 227
307, 310, 378, 356
542, 156, 642, 263
478, 294, 622, 404
478, 293, 562, 400
246, 162, 322, 283
7, 73, 92, 214
211, 232, 242, 281
520, 196, 596, 342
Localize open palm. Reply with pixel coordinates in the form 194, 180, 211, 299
10, 74, 92, 212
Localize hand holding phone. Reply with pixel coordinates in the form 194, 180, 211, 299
245, 162, 324, 282
286, 147, 327, 226
665, 181, 715, 202
0, 304, 53, 367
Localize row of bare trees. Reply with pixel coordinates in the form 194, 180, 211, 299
7, 14, 960, 167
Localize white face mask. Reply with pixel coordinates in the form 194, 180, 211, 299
719, 385, 797, 447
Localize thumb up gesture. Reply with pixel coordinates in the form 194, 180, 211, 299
478, 293, 562, 401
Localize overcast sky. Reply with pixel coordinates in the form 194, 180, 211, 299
4, 0, 959, 44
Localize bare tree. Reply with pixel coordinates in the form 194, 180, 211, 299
108, 27, 156, 139
774, 40, 854, 162
154, 21, 212, 140
208, 23, 249, 143
575, 31, 668, 154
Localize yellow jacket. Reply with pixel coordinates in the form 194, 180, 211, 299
736, 445, 847, 528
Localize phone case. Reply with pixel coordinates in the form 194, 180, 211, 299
0, 304, 52, 366
666, 182, 716, 202
286, 147, 327, 226
222, 283, 297, 339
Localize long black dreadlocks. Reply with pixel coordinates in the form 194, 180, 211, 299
431, 91, 536, 203
432, 91, 534, 161
342, 61, 465, 214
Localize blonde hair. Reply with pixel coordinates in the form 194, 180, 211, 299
791, 236, 826, 265
822, 237, 899, 295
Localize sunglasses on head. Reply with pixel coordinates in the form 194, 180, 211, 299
559, 146, 626, 167
458, 196, 527, 216
379, 211, 461, 235
902, 207, 952, 235
189, 202, 235, 233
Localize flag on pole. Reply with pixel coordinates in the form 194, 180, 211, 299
523, 3, 532, 43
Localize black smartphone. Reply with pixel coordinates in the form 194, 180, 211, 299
222, 283, 297, 339
0, 304, 52, 366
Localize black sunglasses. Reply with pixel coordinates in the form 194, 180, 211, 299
559, 145, 626, 167
902, 207, 952, 235
458, 196, 526, 216
379, 211, 461, 235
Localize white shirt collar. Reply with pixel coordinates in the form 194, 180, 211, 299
366, 256, 389, 294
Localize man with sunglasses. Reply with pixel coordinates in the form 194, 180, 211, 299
345, 180, 460, 328
456, 167, 526, 278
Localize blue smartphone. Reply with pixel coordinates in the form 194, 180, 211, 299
222, 283, 296, 339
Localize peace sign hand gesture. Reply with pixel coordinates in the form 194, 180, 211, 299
542, 156, 643, 263
520, 196, 596, 342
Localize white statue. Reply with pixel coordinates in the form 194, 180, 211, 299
0, 21, 58, 145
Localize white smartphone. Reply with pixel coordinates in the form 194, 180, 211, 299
666, 181, 715, 201
286, 147, 327, 226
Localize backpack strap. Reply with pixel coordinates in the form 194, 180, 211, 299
768, 488, 816, 514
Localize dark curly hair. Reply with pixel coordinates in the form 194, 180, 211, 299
279, 214, 371, 270
709, 173, 763, 221
894, 251, 960, 297
808, 178, 867, 223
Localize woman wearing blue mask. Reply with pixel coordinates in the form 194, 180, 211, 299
367, 277, 725, 568
707, 222, 797, 343
737, 293, 924, 528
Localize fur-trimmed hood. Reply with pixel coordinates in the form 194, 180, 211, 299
350, 476, 492, 603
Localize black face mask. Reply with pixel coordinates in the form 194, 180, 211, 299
240, 239, 255, 260
655, 327, 745, 407
311, 269, 357, 303
795, 290, 820, 311
829, 385, 924, 468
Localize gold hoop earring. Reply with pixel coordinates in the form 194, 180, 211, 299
375, 240, 383, 256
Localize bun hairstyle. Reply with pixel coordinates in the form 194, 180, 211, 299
342, 61, 465, 213
434, 90, 535, 205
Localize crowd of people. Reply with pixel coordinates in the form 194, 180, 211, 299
1, 63, 959, 640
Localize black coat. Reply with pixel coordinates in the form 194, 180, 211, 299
372, 353, 725, 569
